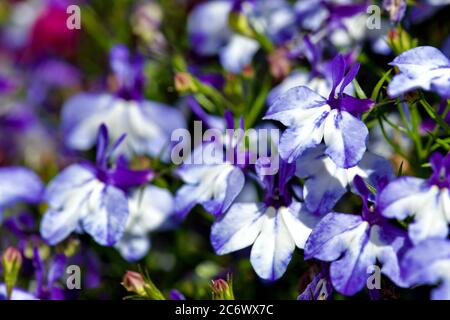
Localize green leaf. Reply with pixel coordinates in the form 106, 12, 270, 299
352, 79, 367, 99
371, 69, 392, 101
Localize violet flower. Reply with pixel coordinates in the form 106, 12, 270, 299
401, 238, 450, 300
62, 44, 185, 159
268, 37, 356, 105
175, 112, 246, 217
296, 145, 394, 215
305, 176, 410, 296
383, 0, 407, 23
297, 268, 333, 300
188, 0, 296, 73
211, 157, 320, 281
115, 185, 176, 262
40, 125, 153, 246
264, 54, 374, 168
379, 152, 450, 244
32, 248, 67, 300
0, 167, 43, 222
388, 46, 450, 98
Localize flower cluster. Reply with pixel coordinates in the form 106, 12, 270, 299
0, 0, 450, 300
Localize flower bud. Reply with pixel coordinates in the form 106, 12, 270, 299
268, 48, 291, 81
122, 271, 146, 296
174, 72, 197, 93
122, 271, 166, 300
2, 247, 23, 300
211, 275, 235, 300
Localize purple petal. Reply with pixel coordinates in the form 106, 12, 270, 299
339, 95, 374, 116
40, 165, 97, 245
379, 177, 427, 220
323, 110, 368, 168
81, 186, 129, 246
47, 254, 67, 288
388, 46, 450, 97
176, 163, 244, 217
187, 1, 232, 56
264, 86, 328, 127
0, 167, 44, 209
305, 212, 365, 261
211, 203, 266, 254
329, 55, 346, 97
401, 238, 450, 299
62, 93, 116, 150
219, 35, 259, 73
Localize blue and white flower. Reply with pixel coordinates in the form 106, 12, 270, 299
40, 125, 153, 246
211, 158, 320, 281
401, 238, 450, 300
0, 167, 43, 222
115, 185, 175, 261
305, 176, 411, 296
379, 152, 450, 244
62, 44, 186, 159
296, 145, 394, 214
264, 54, 374, 168
187, 0, 296, 73
388, 46, 450, 98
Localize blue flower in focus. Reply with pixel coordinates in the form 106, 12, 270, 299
40, 125, 153, 246
305, 176, 411, 296
296, 145, 394, 215
379, 152, 450, 244
388, 46, 450, 98
61, 44, 186, 159
211, 157, 320, 281
264, 54, 374, 168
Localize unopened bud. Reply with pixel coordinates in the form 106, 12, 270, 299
228, 11, 255, 38
122, 271, 166, 300
211, 275, 235, 300
388, 28, 418, 55
122, 271, 146, 296
174, 72, 197, 93
2, 247, 23, 300
268, 48, 291, 81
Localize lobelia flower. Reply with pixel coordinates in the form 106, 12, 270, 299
304, 175, 411, 296
32, 247, 67, 300
388, 46, 450, 98
383, 0, 407, 22
187, 0, 296, 73
297, 267, 333, 300
264, 54, 374, 168
0, 167, 43, 223
174, 113, 246, 218
40, 124, 153, 246
379, 152, 450, 244
211, 157, 320, 281
268, 37, 356, 105
61, 44, 186, 159
115, 185, 176, 262
296, 145, 394, 215
401, 238, 450, 300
